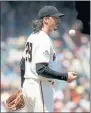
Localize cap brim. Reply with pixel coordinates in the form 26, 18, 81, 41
52, 13, 65, 17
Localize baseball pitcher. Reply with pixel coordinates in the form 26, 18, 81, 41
4, 6, 77, 112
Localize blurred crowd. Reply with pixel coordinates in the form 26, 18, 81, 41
1, 19, 90, 112
52, 20, 90, 112
1, 2, 90, 112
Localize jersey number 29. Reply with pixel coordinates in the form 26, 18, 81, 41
26, 42, 32, 62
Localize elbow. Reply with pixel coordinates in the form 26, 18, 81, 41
36, 63, 48, 75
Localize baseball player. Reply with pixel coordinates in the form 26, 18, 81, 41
8, 6, 77, 112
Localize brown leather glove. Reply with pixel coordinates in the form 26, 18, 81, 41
4, 90, 25, 111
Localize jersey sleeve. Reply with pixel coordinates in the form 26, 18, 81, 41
35, 43, 51, 63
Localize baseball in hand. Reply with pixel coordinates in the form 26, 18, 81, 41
69, 29, 76, 36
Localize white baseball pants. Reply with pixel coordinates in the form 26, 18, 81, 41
19, 78, 55, 112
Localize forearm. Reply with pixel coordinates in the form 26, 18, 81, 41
19, 58, 68, 81
20, 69, 25, 87
20, 57, 25, 87
36, 63, 68, 81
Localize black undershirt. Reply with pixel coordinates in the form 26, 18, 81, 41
20, 58, 68, 87
36, 63, 68, 81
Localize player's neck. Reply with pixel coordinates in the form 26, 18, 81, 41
41, 27, 50, 36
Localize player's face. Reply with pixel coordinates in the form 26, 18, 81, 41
48, 16, 60, 31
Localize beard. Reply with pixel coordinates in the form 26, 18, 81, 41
54, 23, 60, 31
54, 26, 58, 31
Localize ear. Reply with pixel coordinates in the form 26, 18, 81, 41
43, 17, 49, 24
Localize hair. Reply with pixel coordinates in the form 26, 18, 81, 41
32, 19, 43, 33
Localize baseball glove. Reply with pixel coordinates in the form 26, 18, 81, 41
4, 90, 25, 111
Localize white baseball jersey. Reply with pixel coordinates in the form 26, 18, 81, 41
23, 30, 56, 80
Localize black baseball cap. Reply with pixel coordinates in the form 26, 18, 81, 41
38, 6, 65, 19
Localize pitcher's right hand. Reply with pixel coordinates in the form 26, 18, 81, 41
67, 72, 77, 83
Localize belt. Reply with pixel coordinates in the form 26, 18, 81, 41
25, 78, 54, 85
